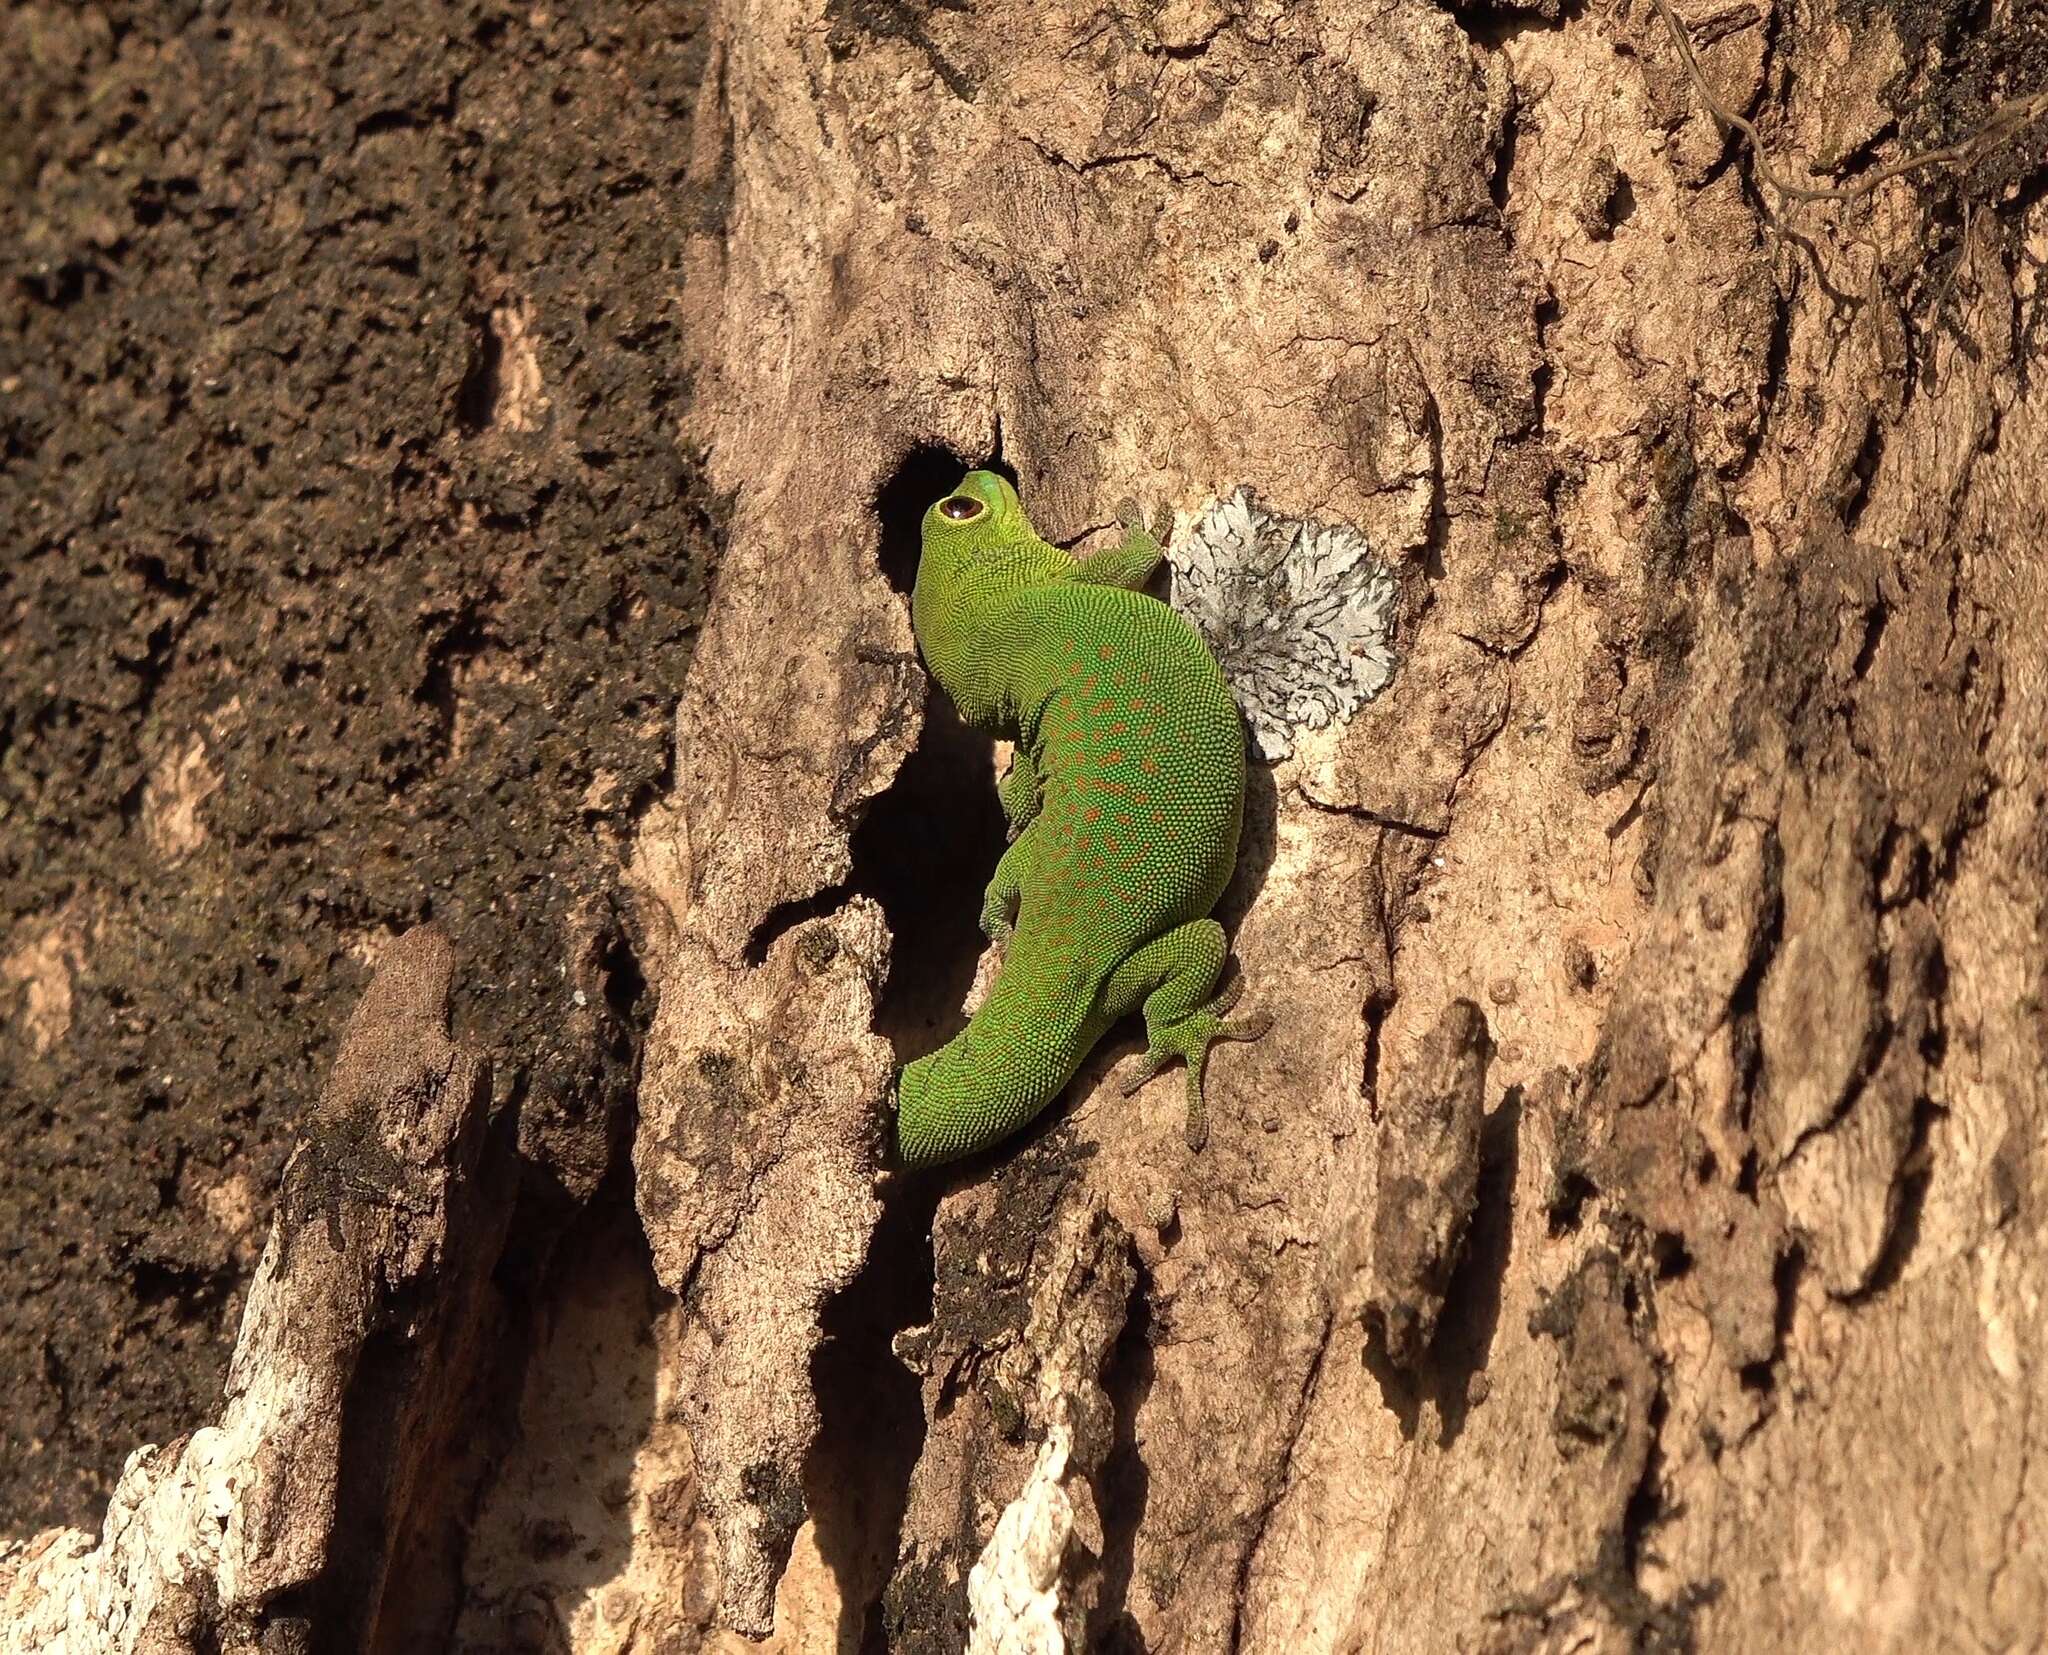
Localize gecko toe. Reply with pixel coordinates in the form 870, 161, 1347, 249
1219, 1010, 1271, 1044
1121, 1051, 1168, 1097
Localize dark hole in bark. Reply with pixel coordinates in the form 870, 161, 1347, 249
1605, 172, 1638, 230
1549, 1168, 1596, 1234
857, 695, 1006, 1060
456, 311, 505, 433
810, 1171, 945, 1653
857, 444, 1014, 1059
1089, 1270, 1157, 1652
743, 443, 1015, 995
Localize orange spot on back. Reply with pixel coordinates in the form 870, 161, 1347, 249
1105, 750, 1125, 765
1085, 806, 1101, 822
1099, 645, 1114, 661
1140, 757, 1160, 774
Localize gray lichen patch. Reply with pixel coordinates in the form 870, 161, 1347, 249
1166, 488, 1399, 762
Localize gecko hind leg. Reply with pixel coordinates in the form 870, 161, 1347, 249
1106, 919, 1271, 1151
980, 827, 1036, 945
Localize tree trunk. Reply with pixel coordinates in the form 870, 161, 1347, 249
4, 0, 2044, 1649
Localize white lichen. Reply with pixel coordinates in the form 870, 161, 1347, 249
965, 1422, 1077, 1655
1167, 488, 1399, 762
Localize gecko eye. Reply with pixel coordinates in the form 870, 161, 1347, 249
938, 494, 986, 522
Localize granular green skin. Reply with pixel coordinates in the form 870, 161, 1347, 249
895, 471, 1266, 1166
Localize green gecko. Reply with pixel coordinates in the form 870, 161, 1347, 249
893, 469, 1268, 1168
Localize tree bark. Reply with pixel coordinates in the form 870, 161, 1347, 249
5, 0, 2046, 1649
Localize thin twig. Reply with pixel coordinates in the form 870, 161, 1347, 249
1650, 0, 2048, 217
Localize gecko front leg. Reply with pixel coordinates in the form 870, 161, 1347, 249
996, 744, 1042, 840
980, 824, 1038, 946
1071, 496, 1169, 590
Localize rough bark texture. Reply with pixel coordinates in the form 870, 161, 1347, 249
0, 926, 507, 1652
1343, 996, 1494, 1372
1, 0, 722, 1536
6, 0, 2047, 1648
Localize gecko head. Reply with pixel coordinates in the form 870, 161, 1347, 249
921, 469, 1026, 550
913, 470, 1035, 688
